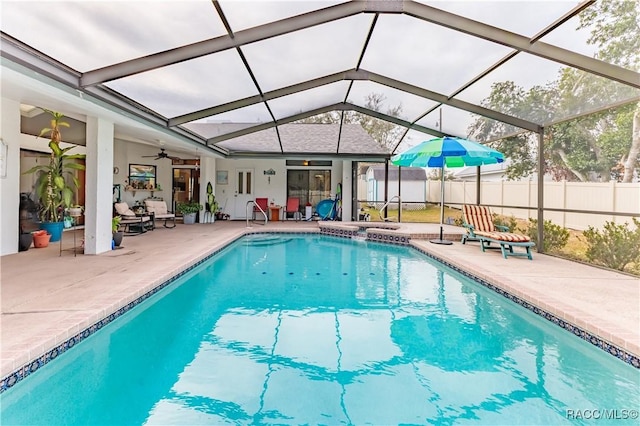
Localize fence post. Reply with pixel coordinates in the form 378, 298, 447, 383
610, 180, 616, 223
562, 180, 567, 228
528, 180, 533, 220
500, 180, 505, 216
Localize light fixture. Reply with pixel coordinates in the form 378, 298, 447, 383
264, 168, 275, 184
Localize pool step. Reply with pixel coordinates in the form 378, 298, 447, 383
243, 235, 292, 246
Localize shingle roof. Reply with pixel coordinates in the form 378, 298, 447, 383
185, 123, 389, 155
369, 165, 427, 181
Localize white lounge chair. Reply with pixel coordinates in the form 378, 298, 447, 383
144, 199, 176, 228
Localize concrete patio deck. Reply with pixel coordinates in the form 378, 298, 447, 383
1, 220, 638, 386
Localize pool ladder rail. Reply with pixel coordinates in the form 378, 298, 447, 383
246, 200, 268, 227
379, 195, 401, 222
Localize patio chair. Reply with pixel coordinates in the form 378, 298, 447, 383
283, 197, 302, 221
253, 197, 268, 221
461, 204, 535, 260
144, 199, 176, 228
114, 202, 153, 235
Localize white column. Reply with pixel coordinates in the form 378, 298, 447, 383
341, 160, 352, 221
84, 117, 114, 254
0, 98, 21, 255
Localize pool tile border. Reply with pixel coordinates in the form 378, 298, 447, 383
0, 231, 325, 393
319, 226, 410, 245
2, 231, 637, 393
0, 240, 236, 394
411, 245, 640, 370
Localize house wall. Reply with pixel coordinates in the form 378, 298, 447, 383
214, 158, 345, 220
113, 141, 182, 208
214, 158, 285, 219
1, 98, 21, 255
454, 171, 505, 182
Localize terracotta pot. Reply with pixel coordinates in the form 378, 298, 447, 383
32, 231, 51, 248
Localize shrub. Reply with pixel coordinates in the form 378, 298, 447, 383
176, 200, 203, 215
521, 218, 569, 252
493, 214, 518, 232
582, 219, 640, 272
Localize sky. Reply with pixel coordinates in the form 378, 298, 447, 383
2, 0, 619, 152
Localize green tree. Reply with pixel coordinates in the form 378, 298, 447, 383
468, 0, 639, 182
578, 0, 639, 183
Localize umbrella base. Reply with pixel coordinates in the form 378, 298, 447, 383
429, 239, 453, 245
430, 226, 453, 245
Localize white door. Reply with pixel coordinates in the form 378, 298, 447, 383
233, 168, 255, 218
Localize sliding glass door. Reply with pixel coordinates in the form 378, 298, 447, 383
286, 169, 331, 211
172, 168, 200, 217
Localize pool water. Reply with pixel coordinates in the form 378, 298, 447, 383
1, 234, 638, 425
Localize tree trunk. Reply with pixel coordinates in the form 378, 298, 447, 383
622, 103, 640, 183
557, 149, 587, 181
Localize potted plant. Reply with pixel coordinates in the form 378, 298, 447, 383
68, 205, 83, 217
32, 230, 51, 248
18, 231, 33, 252
205, 182, 218, 223
18, 192, 39, 251
209, 196, 220, 220
112, 216, 123, 247
176, 200, 203, 224
23, 110, 85, 242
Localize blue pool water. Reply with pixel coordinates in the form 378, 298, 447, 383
1, 234, 638, 425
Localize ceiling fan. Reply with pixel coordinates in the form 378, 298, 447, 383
142, 148, 182, 161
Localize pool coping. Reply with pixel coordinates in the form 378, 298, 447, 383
1, 229, 637, 393
409, 243, 640, 369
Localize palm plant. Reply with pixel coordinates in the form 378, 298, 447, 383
24, 110, 85, 222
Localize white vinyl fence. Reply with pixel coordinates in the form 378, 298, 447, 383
426, 180, 640, 231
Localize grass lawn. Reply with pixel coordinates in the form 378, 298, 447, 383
361, 204, 460, 223
360, 204, 638, 276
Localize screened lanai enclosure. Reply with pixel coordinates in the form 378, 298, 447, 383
1, 0, 639, 252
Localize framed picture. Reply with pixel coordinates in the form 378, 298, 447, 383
216, 170, 228, 185
128, 164, 156, 190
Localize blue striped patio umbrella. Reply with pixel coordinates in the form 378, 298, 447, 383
391, 136, 504, 243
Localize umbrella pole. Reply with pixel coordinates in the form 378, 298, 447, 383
440, 166, 445, 225
430, 165, 453, 245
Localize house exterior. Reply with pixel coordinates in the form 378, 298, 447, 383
7, 108, 389, 256
365, 165, 427, 207
183, 122, 388, 220
452, 162, 509, 182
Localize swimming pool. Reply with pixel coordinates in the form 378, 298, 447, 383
1, 234, 638, 424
